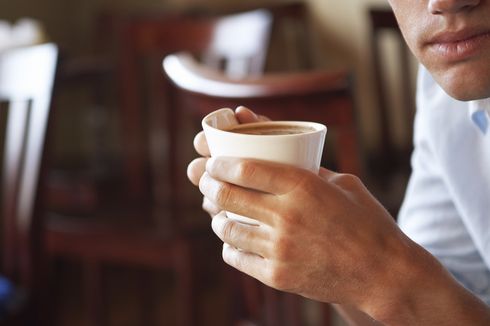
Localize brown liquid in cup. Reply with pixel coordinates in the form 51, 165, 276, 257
229, 124, 315, 135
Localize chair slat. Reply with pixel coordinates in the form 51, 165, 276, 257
0, 43, 57, 321
2, 100, 30, 279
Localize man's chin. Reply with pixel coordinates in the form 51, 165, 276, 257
440, 86, 490, 102
433, 69, 490, 102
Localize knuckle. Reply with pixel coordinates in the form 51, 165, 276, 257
222, 244, 243, 270
222, 245, 236, 265
287, 172, 318, 198
202, 198, 208, 212
343, 174, 362, 190
202, 198, 219, 217
272, 235, 292, 261
266, 264, 288, 290
221, 219, 238, 242
276, 209, 301, 229
214, 182, 233, 208
235, 160, 257, 182
327, 172, 343, 185
331, 173, 361, 189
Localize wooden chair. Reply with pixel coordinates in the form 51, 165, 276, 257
115, 9, 272, 202
45, 9, 274, 326
367, 7, 416, 216
163, 51, 361, 326
0, 43, 58, 325
47, 2, 311, 212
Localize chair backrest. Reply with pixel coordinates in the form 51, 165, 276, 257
369, 8, 416, 174
0, 43, 58, 289
116, 9, 273, 202
163, 51, 361, 196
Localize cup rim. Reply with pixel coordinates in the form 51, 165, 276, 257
223, 121, 326, 137
202, 108, 327, 137
203, 116, 327, 139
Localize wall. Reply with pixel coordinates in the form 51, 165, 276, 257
307, 0, 417, 156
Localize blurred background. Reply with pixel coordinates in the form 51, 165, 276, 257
0, 0, 419, 325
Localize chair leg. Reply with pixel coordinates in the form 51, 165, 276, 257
139, 270, 156, 326
283, 293, 302, 326
45, 258, 63, 326
225, 266, 244, 325
264, 287, 280, 326
240, 275, 261, 322
322, 303, 332, 326
175, 240, 195, 326
83, 259, 104, 326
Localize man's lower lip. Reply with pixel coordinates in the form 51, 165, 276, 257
428, 32, 490, 61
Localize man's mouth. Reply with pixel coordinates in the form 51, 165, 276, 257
425, 28, 490, 62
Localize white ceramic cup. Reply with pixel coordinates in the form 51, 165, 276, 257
202, 108, 327, 225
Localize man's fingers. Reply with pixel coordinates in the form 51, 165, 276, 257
235, 106, 260, 123
187, 157, 208, 186
193, 131, 210, 156
205, 157, 308, 195
211, 212, 270, 257
203, 198, 221, 217
235, 106, 270, 123
319, 167, 335, 180
222, 243, 269, 283
199, 172, 278, 225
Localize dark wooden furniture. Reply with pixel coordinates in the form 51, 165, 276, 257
163, 51, 361, 326
45, 9, 274, 326
0, 43, 58, 325
368, 7, 416, 215
48, 2, 312, 212
116, 9, 273, 201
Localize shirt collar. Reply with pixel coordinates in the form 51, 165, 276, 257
468, 98, 490, 134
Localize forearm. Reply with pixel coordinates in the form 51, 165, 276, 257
362, 238, 490, 325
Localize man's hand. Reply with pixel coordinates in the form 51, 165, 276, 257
199, 155, 410, 307
187, 106, 410, 314
186, 107, 490, 325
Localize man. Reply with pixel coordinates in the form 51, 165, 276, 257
187, 0, 490, 324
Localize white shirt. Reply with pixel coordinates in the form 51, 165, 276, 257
398, 65, 490, 305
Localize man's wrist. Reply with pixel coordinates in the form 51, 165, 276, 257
356, 234, 428, 324
366, 239, 441, 325
359, 235, 490, 325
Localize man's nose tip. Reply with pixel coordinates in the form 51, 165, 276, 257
428, 0, 480, 14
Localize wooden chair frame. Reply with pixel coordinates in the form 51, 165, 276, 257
0, 43, 58, 325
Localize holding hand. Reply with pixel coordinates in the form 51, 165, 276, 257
199, 155, 414, 308
187, 107, 464, 325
